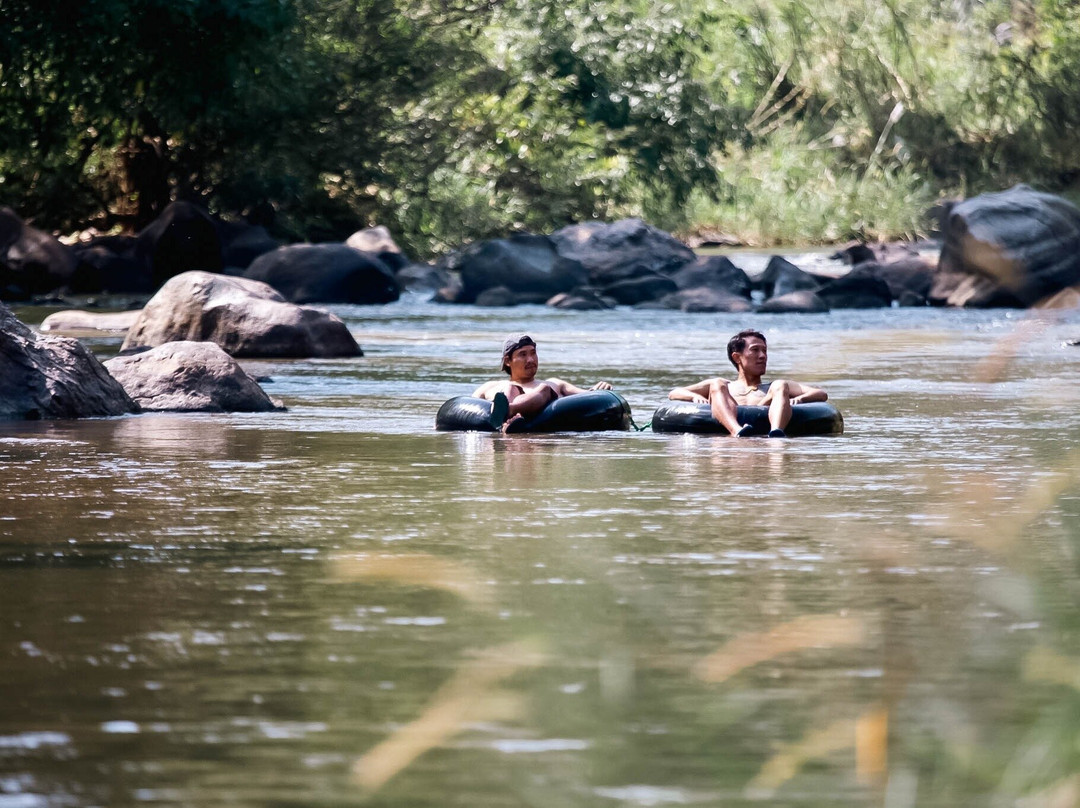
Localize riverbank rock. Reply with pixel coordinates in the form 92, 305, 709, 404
104, 341, 285, 413
846, 258, 935, 305
216, 220, 279, 270
396, 262, 451, 292
121, 271, 361, 358
550, 218, 695, 287
136, 201, 223, 286
817, 274, 893, 309
346, 225, 409, 271
244, 243, 399, 304
938, 184, 1080, 307
605, 275, 677, 305
757, 256, 823, 299
0, 207, 77, 300
0, 303, 137, 419
40, 309, 142, 334
646, 287, 755, 313
757, 290, 829, 313
669, 256, 753, 297
442, 234, 588, 304
547, 289, 616, 310
69, 234, 153, 294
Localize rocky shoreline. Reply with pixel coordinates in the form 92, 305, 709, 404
3, 183, 1079, 422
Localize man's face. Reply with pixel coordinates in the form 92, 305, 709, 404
732, 336, 767, 375
506, 343, 539, 379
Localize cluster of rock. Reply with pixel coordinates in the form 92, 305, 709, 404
429, 185, 1080, 312
1, 201, 407, 305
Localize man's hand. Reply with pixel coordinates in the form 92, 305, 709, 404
690, 394, 708, 404
590, 381, 613, 391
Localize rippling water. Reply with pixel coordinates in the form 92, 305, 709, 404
2, 296, 1079, 807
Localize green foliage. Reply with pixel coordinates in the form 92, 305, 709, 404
6, 0, 1080, 251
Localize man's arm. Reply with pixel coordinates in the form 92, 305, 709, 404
789, 381, 827, 404
472, 380, 505, 399
668, 378, 722, 404
550, 378, 612, 396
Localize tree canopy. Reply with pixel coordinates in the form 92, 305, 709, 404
2, 0, 1079, 251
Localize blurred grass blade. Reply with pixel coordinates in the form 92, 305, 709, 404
332, 553, 492, 608
695, 614, 868, 684
1023, 646, 1080, 691
745, 718, 855, 798
352, 640, 544, 793
855, 704, 889, 785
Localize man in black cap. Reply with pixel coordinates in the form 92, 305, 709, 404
473, 334, 612, 430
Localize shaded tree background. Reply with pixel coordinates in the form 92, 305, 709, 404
2, 0, 1080, 253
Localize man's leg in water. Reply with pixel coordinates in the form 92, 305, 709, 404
710, 382, 753, 437
764, 380, 793, 437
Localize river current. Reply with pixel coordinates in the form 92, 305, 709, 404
2, 295, 1079, 807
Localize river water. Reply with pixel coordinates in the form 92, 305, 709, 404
2, 295, 1079, 807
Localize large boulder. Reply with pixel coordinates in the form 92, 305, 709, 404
939, 184, 1080, 307
448, 233, 588, 305
927, 271, 1021, 308
104, 341, 285, 413
604, 274, 677, 305
346, 225, 409, 271
216, 220, 279, 270
0, 303, 137, 420
669, 255, 753, 297
0, 207, 77, 300
757, 256, 823, 298
136, 201, 223, 286
846, 258, 935, 304
244, 243, 399, 304
120, 271, 361, 358
816, 274, 893, 309
550, 218, 695, 286
69, 234, 153, 294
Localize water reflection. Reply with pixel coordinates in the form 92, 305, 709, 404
1, 302, 1079, 806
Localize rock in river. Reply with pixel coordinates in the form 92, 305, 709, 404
104, 341, 285, 413
121, 271, 361, 358
0, 303, 137, 420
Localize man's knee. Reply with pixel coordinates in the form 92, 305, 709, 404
771, 379, 792, 397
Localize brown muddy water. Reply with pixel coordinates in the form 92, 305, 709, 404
2, 295, 1079, 807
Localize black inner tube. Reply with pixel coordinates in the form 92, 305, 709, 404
651, 401, 843, 436
436, 391, 632, 433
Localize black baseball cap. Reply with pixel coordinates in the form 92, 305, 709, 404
501, 333, 536, 372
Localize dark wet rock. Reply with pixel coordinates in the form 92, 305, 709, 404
121, 271, 361, 358
649, 287, 755, 313
939, 184, 1080, 307
603, 274, 678, 305
683, 229, 741, 249
40, 309, 141, 334
474, 286, 550, 307
547, 289, 616, 310
0, 207, 77, 300
346, 226, 409, 272
69, 235, 153, 294
0, 302, 137, 420
896, 290, 927, 307
831, 242, 877, 266
757, 290, 829, 313
244, 243, 399, 304
847, 258, 935, 302
550, 218, 695, 286
447, 234, 588, 304
104, 341, 285, 413
816, 274, 893, 309
757, 256, 822, 299
136, 201, 223, 286
396, 263, 451, 292
668, 255, 753, 297
216, 220, 279, 270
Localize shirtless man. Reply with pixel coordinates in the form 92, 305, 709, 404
668, 329, 827, 438
473, 334, 612, 430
